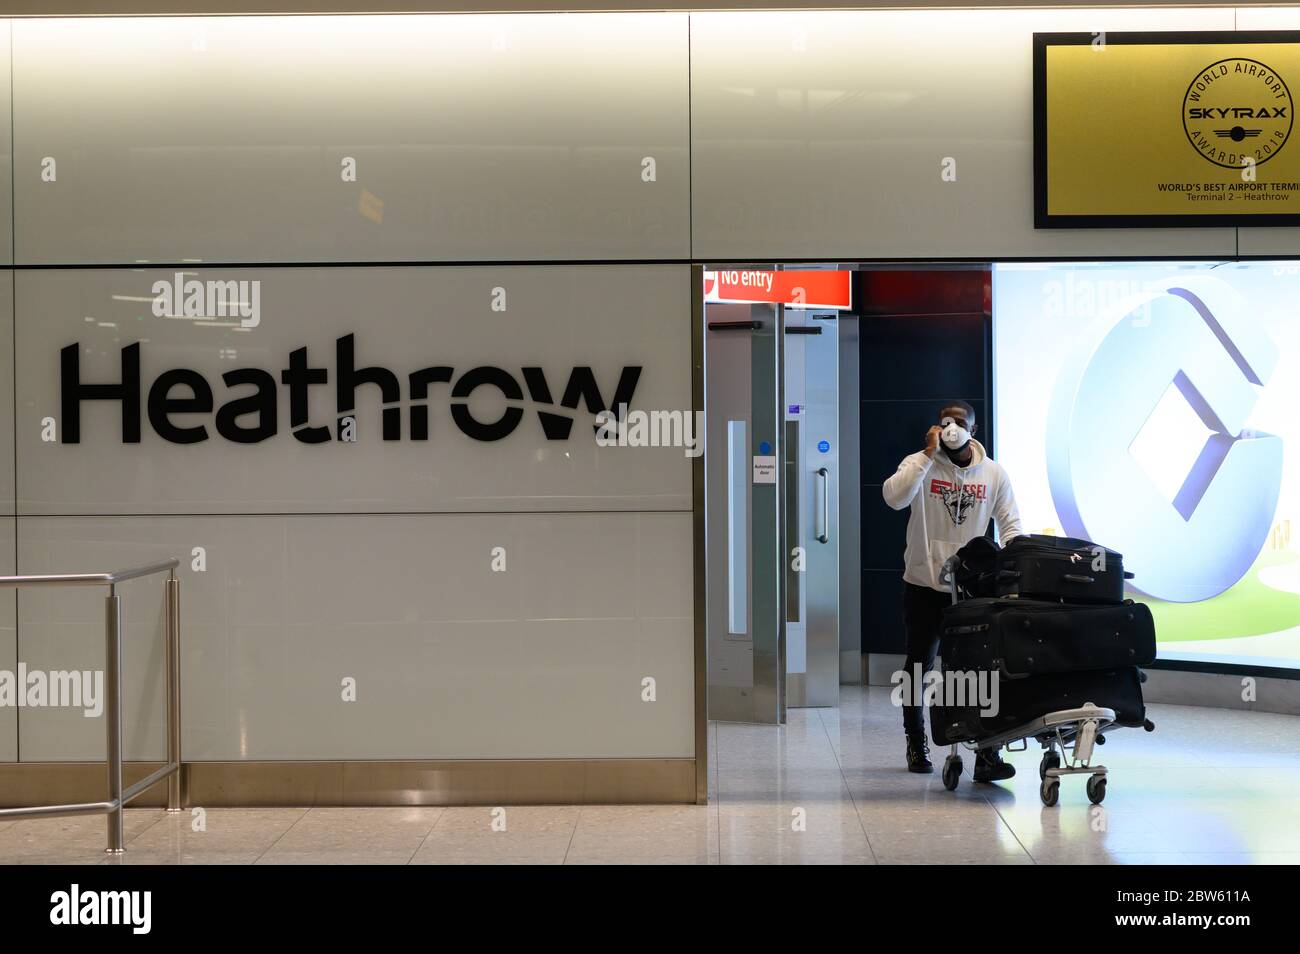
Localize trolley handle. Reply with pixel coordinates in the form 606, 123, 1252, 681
939, 554, 962, 606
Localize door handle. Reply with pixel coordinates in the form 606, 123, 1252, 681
815, 467, 830, 544
727, 421, 748, 635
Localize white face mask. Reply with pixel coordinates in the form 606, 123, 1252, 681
940, 417, 971, 450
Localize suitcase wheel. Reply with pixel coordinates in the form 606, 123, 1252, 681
942, 755, 963, 791
1086, 775, 1107, 805
1039, 777, 1060, 807
1039, 750, 1061, 781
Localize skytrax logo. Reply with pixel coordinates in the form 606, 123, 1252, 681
59, 336, 642, 446
1183, 57, 1293, 168
50, 884, 151, 934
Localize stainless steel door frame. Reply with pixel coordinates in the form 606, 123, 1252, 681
782, 312, 808, 707
704, 298, 785, 725
784, 309, 840, 708
838, 314, 862, 684
804, 312, 840, 706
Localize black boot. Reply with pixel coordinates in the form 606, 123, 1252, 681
906, 734, 933, 774
973, 747, 1015, 783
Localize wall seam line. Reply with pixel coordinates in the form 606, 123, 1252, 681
10, 16, 17, 765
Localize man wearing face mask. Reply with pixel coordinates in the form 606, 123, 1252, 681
882, 400, 1023, 779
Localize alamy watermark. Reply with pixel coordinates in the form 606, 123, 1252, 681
890, 663, 1000, 717
50, 884, 150, 934
594, 404, 704, 458
152, 272, 260, 328
1041, 275, 1166, 325
0, 665, 104, 717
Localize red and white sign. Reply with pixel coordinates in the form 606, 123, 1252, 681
702, 270, 851, 310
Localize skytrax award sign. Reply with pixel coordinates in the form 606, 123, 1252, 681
1034, 31, 1300, 227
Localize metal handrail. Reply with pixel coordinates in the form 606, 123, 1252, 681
0, 558, 182, 853
0, 559, 182, 588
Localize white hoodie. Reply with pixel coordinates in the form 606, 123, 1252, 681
882, 439, 1023, 592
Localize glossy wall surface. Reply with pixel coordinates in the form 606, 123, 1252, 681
689, 7, 1241, 259
6, 13, 698, 764
13, 15, 691, 264
17, 266, 691, 515
16, 260, 696, 760
4, 9, 1300, 766
19, 512, 694, 760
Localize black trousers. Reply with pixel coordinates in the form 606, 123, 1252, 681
900, 581, 951, 739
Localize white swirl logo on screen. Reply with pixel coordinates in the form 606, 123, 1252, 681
1046, 281, 1282, 603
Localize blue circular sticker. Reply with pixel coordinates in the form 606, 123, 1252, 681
817, 440, 831, 453
759, 441, 773, 455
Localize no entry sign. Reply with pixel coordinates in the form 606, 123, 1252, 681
702, 270, 851, 309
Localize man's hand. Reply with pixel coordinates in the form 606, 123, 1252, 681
923, 425, 942, 458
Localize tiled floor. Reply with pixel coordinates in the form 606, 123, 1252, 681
3, 686, 1299, 865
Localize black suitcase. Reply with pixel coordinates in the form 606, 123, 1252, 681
939, 597, 1156, 678
991, 534, 1132, 604
930, 666, 1147, 747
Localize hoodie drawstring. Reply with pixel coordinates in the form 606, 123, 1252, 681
956, 467, 965, 526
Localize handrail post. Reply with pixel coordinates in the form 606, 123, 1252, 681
0, 557, 182, 853
105, 587, 124, 853
166, 570, 182, 812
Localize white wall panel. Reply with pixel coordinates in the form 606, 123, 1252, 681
691, 8, 1238, 260
1235, 7, 1300, 257
16, 265, 692, 515
13, 14, 690, 265
0, 520, 14, 763
0, 20, 11, 267
0, 271, 13, 516
0, 270, 13, 761
17, 511, 694, 761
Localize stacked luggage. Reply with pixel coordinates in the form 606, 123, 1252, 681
931, 534, 1157, 805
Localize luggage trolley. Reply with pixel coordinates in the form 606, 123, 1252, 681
936, 555, 1118, 807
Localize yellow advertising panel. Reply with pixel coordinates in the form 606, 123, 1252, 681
1034, 32, 1300, 226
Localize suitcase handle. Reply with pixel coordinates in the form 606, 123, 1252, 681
997, 660, 1032, 680
996, 569, 1020, 581
1061, 573, 1094, 584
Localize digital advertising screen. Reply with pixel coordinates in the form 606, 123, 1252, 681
993, 260, 1300, 671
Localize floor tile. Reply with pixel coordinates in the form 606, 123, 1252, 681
256, 807, 441, 864
116, 808, 309, 864
0, 809, 164, 863
7, 689, 1300, 864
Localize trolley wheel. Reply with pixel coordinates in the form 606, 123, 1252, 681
1039, 750, 1061, 781
1039, 777, 1060, 807
1086, 775, 1107, 805
942, 756, 963, 791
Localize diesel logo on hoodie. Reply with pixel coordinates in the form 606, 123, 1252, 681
929, 479, 988, 525
884, 440, 1022, 591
